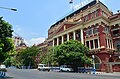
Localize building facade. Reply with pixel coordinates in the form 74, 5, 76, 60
36, 41, 48, 64
13, 36, 27, 51
38, 0, 120, 72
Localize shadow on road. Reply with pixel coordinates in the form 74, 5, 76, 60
0, 76, 14, 79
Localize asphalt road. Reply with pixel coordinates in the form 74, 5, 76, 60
5, 69, 120, 79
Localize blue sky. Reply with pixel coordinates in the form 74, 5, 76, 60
0, 0, 119, 46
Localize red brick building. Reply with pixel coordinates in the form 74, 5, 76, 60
39, 0, 120, 72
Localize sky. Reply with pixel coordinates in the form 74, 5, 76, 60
0, 0, 119, 46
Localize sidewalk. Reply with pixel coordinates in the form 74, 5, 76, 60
96, 72, 120, 77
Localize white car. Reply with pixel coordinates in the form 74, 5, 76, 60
38, 64, 50, 72
0, 65, 6, 69
60, 65, 73, 72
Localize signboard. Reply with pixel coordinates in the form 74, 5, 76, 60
73, 0, 95, 11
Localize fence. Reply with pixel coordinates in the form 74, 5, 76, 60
78, 67, 94, 73
0, 71, 6, 78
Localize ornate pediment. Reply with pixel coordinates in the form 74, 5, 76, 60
56, 22, 78, 34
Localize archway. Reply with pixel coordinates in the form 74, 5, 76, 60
94, 55, 101, 70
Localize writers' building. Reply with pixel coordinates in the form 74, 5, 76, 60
47, 0, 120, 72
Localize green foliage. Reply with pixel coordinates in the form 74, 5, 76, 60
40, 47, 58, 66
0, 17, 14, 63
3, 57, 17, 66
15, 46, 40, 67
52, 40, 91, 66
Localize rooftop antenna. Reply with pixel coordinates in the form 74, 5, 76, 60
69, 0, 74, 10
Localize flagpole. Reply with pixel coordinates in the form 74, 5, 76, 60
69, 0, 74, 11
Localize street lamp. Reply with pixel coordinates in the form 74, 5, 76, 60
0, 7, 17, 11
92, 55, 96, 74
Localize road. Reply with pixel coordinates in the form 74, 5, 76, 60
5, 69, 120, 79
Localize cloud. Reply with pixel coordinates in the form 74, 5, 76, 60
24, 37, 46, 46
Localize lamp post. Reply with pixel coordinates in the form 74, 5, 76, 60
92, 55, 96, 74
0, 7, 17, 11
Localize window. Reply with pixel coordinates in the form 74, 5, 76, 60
117, 45, 120, 51
102, 11, 107, 17
86, 28, 93, 36
105, 27, 109, 33
92, 11, 96, 18
90, 40, 94, 49
93, 27, 98, 34
89, 28, 93, 35
110, 40, 112, 49
114, 41, 120, 52
94, 39, 98, 48
95, 10, 99, 17
85, 15, 88, 22
113, 30, 119, 36
86, 29, 89, 36
86, 41, 89, 48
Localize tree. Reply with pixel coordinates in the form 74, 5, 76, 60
53, 40, 91, 68
15, 46, 40, 67
0, 17, 14, 63
40, 47, 58, 66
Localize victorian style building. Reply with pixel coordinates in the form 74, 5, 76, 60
39, 0, 120, 72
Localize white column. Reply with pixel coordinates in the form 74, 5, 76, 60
89, 41, 91, 50
73, 31, 76, 40
57, 37, 59, 46
53, 39, 54, 47
62, 36, 64, 44
81, 29, 84, 44
98, 38, 100, 48
107, 39, 109, 48
109, 40, 112, 49
67, 33, 69, 41
93, 39, 95, 49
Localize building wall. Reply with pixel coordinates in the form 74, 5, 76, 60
13, 36, 27, 51
46, 0, 120, 72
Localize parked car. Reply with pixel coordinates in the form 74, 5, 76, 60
0, 64, 6, 69
60, 65, 73, 72
37, 64, 50, 72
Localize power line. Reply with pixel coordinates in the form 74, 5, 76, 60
13, 31, 33, 46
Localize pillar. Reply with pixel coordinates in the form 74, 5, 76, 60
81, 29, 84, 44
106, 39, 108, 48
98, 38, 100, 48
93, 39, 95, 49
57, 37, 59, 46
53, 39, 54, 47
67, 33, 69, 41
73, 31, 76, 40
